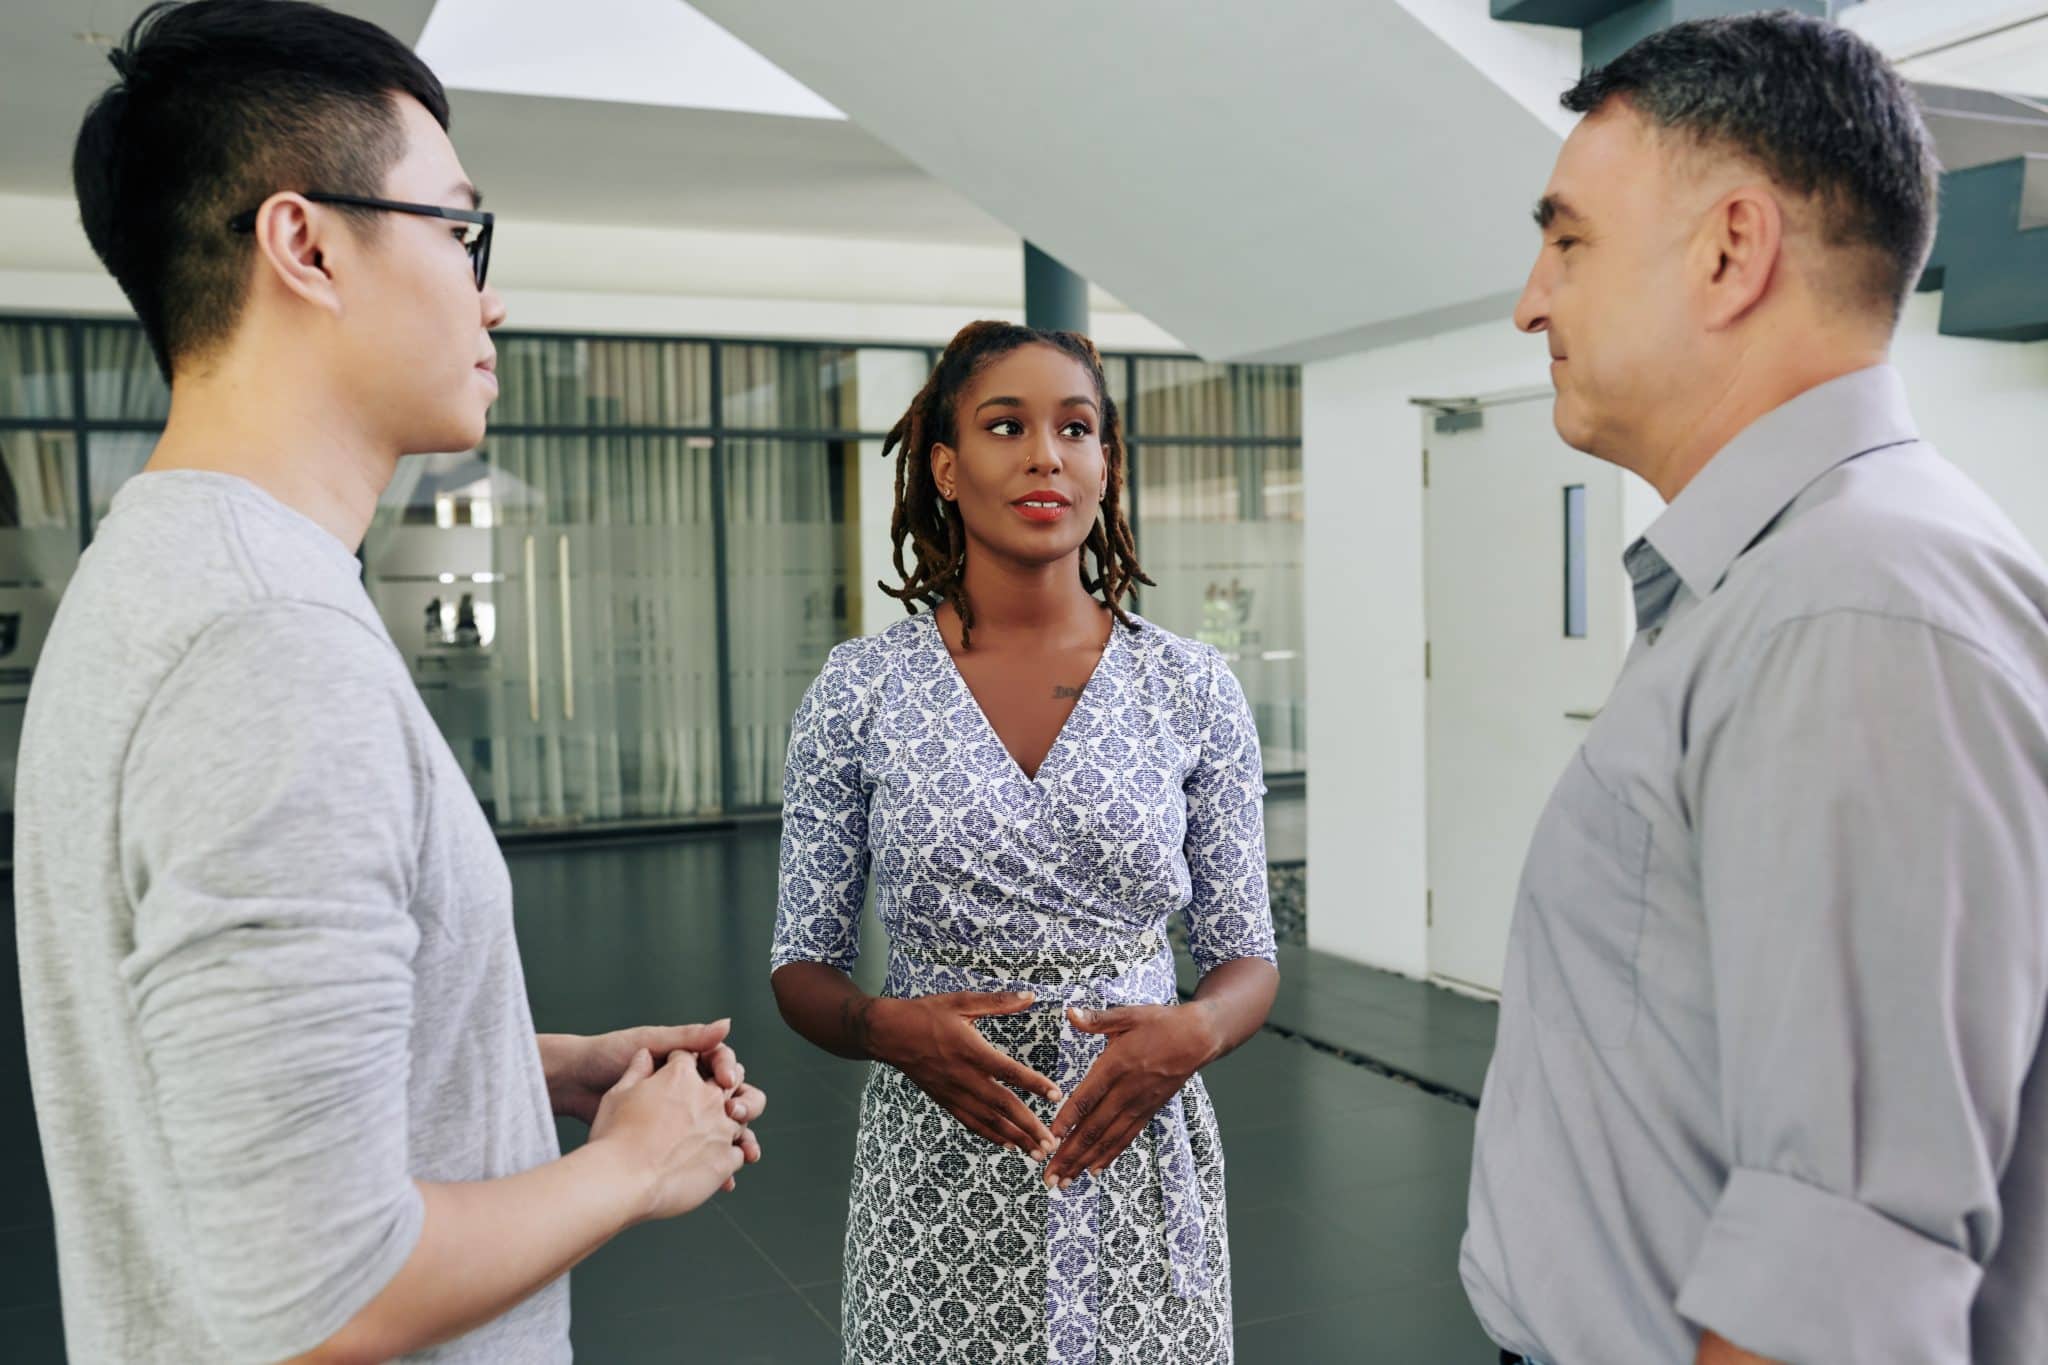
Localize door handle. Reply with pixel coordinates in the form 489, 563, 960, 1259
558, 533, 574, 722
1565, 709, 1602, 722
524, 534, 540, 723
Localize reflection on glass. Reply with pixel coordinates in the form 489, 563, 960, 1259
89, 432, 156, 524
1134, 445, 1307, 772
83, 325, 170, 422
5, 323, 1307, 823
1135, 358, 1299, 440
1101, 355, 1129, 420
0, 428, 82, 826
723, 439, 852, 808
365, 436, 726, 829
494, 336, 712, 429
720, 344, 859, 430
0, 323, 75, 421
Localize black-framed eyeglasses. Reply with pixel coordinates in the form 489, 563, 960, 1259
227, 192, 494, 290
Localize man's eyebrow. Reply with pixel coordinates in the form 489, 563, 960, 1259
1533, 193, 1581, 231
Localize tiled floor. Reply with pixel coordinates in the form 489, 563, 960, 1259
1, 826, 1503, 1362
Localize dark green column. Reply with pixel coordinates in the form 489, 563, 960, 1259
1024, 242, 1090, 335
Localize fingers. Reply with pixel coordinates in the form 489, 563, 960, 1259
952, 989, 1039, 1019
982, 1082, 1057, 1158
1051, 1109, 1149, 1186
1050, 1070, 1109, 1143
610, 1047, 655, 1096
1066, 1005, 1131, 1035
699, 1043, 744, 1092
630, 1019, 731, 1062
1045, 1079, 1146, 1185
940, 1085, 1051, 1156
727, 1083, 767, 1124
971, 1038, 1063, 1106
736, 1126, 763, 1165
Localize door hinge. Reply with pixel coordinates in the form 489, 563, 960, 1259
1424, 641, 1432, 679
1427, 890, 1434, 927
1422, 448, 1430, 489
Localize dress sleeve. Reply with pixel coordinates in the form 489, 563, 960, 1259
771, 639, 875, 974
1180, 644, 1278, 974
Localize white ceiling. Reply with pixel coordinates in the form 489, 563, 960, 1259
1846, 0, 2048, 94
418, 0, 843, 119
687, 0, 1570, 363
0, 0, 1014, 244
12, 0, 2042, 361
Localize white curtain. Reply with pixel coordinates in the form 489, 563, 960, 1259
1131, 357, 1307, 773
0, 321, 89, 819
83, 326, 170, 422
483, 334, 723, 825
723, 438, 841, 808
0, 322, 72, 423
353, 336, 726, 829
0, 431, 77, 531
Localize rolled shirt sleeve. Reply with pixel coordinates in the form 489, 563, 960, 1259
118, 605, 429, 1361
1677, 610, 2048, 1363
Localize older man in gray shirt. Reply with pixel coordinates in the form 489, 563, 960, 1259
1463, 16, 2048, 1365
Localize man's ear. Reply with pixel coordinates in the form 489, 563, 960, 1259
1695, 184, 1784, 331
249, 192, 345, 318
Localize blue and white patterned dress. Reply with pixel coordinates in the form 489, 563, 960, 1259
772, 611, 1277, 1365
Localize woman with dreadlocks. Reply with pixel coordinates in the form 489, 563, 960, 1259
770, 321, 1279, 1364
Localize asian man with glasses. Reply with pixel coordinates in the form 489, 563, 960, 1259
15, 3, 768, 1362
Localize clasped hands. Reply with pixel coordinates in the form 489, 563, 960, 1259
538, 1020, 767, 1190
864, 989, 1221, 1189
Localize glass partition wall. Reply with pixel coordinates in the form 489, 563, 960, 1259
0, 318, 1303, 838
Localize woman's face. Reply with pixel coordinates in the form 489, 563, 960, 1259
930, 344, 1109, 571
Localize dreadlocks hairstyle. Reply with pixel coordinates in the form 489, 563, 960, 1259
880, 321, 1153, 648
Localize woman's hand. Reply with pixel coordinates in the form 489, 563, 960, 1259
866, 990, 1065, 1159
1041, 1003, 1223, 1188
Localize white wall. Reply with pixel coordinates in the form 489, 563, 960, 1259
1303, 292, 2048, 979
1892, 292, 2048, 549
0, 191, 1185, 350
1302, 317, 1551, 976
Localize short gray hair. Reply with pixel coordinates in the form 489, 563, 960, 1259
1564, 11, 1939, 321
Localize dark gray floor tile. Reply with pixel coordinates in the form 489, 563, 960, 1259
1202, 1033, 1439, 1128
568, 1203, 791, 1322
1224, 1097, 1475, 1212
0, 1303, 68, 1364
1235, 1278, 1497, 1364
717, 1120, 859, 1287
0, 1226, 61, 1311
1316, 1170, 1474, 1275
746, 1060, 862, 1138
5, 831, 1511, 1363
1348, 1036, 1496, 1102
571, 1287, 839, 1364
1227, 1196, 1441, 1324
796, 1278, 841, 1333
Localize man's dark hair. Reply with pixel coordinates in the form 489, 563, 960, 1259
1563, 11, 1939, 321
72, 0, 451, 378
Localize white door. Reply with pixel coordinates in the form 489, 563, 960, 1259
1423, 395, 1635, 996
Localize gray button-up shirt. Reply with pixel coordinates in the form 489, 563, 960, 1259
1461, 366, 2048, 1365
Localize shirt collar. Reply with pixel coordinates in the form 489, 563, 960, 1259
1635, 365, 1919, 605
